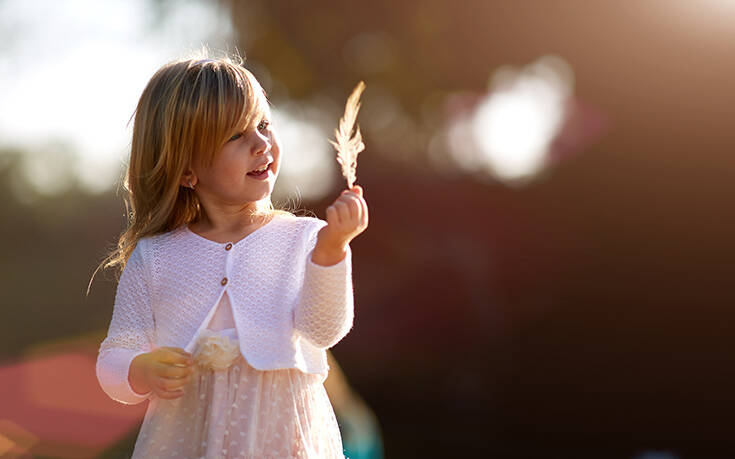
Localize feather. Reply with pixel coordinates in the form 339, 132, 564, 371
330, 81, 366, 189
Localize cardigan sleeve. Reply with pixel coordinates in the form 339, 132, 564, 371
293, 220, 355, 349
95, 240, 155, 405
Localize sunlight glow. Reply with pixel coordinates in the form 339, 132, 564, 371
272, 104, 338, 202
472, 56, 574, 182
442, 55, 575, 184
0, 0, 338, 202
0, 0, 235, 196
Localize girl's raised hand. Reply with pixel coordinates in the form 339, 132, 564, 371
129, 346, 195, 400
313, 185, 369, 266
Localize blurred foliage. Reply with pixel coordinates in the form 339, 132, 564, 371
0, 150, 126, 360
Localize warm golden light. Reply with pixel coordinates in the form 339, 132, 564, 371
444, 55, 575, 184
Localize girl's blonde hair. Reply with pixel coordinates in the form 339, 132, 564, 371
89, 52, 284, 291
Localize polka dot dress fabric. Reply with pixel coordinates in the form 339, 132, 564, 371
130, 328, 345, 459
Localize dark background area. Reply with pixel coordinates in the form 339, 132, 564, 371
2, 1, 735, 457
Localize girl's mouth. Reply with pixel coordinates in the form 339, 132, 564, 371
247, 162, 271, 180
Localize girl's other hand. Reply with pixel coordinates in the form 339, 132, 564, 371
313, 185, 369, 266
129, 346, 195, 400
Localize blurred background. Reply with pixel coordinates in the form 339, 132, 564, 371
1, 0, 735, 457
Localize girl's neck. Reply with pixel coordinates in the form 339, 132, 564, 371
189, 209, 273, 243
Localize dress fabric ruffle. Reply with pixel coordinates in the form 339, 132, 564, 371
130, 328, 345, 459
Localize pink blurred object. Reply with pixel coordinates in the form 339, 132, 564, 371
0, 348, 146, 458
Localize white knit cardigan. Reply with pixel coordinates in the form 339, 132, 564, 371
96, 214, 354, 405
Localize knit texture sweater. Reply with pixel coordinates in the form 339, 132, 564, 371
96, 214, 354, 405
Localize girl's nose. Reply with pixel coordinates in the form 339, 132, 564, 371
252, 131, 271, 156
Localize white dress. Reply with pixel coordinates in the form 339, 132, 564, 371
129, 292, 345, 459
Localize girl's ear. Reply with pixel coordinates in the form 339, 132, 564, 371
180, 169, 197, 188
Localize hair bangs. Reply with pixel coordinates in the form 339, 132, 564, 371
230, 67, 269, 139
188, 61, 266, 168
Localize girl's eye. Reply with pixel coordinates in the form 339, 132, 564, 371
257, 119, 270, 132
229, 132, 242, 142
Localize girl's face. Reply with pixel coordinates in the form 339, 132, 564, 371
192, 106, 281, 209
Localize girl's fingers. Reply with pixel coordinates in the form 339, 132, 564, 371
155, 361, 185, 377
157, 347, 193, 366
156, 389, 185, 400
327, 188, 368, 237
159, 346, 191, 358
338, 195, 361, 221
156, 375, 189, 392
358, 195, 368, 227
334, 201, 350, 223
346, 192, 367, 229
326, 205, 339, 225
351, 195, 363, 221
159, 363, 191, 379
340, 190, 367, 223
156, 377, 177, 391
342, 185, 362, 195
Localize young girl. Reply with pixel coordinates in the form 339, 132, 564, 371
95, 54, 368, 459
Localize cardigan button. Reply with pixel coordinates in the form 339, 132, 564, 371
225, 243, 232, 251
221, 277, 228, 286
